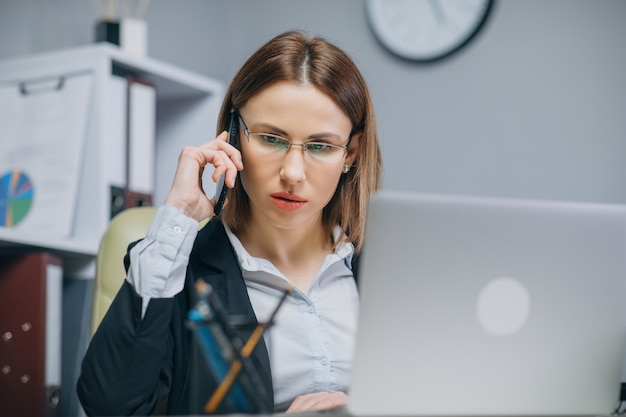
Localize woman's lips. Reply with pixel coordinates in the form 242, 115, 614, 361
271, 192, 307, 211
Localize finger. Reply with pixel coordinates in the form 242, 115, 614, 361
217, 130, 228, 142
321, 392, 349, 410
286, 393, 315, 412
193, 132, 238, 159
177, 142, 239, 191
210, 152, 239, 188
286, 396, 321, 413
210, 140, 243, 171
195, 136, 243, 172
286, 392, 348, 413
208, 151, 242, 188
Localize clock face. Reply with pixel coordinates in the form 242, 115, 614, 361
366, 0, 494, 62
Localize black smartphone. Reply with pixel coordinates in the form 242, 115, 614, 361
213, 112, 239, 216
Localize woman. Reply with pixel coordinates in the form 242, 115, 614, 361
77, 30, 383, 415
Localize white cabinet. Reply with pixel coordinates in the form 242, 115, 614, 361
0, 43, 225, 277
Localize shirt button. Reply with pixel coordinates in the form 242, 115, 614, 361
320, 357, 328, 366
173, 225, 182, 234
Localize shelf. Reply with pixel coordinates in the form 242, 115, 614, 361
0, 230, 98, 256
0, 43, 222, 100
0, 44, 224, 277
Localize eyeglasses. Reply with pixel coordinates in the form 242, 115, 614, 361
237, 113, 351, 164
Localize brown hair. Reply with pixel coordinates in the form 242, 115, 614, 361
218, 30, 382, 253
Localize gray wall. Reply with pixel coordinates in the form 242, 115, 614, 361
2, 0, 625, 204
1, 1, 626, 413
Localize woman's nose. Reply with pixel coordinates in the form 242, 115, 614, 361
279, 146, 307, 184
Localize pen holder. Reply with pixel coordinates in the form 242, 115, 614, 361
95, 18, 147, 56
187, 281, 272, 414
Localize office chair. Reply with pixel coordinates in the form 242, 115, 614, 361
90, 206, 211, 337
90, 206, 158, 337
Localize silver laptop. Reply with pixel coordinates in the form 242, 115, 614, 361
347, 190, 626, 416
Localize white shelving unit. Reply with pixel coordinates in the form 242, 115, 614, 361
0, 43, 225, 277
0, 44, 225, 417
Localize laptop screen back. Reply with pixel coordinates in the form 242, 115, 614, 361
349, 191, 626, 416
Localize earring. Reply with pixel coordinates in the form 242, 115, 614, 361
343, 164, 351, 174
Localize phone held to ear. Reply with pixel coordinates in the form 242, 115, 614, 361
213, 112, 239, 216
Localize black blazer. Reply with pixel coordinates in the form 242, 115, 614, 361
77, 218, 359, 416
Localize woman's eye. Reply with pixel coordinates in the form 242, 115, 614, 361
258, 134, 287, 147
259, 134, 278, 144
306, 142, 332, 153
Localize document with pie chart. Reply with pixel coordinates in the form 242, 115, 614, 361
0, 71, 92, 237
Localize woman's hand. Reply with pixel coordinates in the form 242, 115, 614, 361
286, 391, 349, 413
163, 131, 243, 221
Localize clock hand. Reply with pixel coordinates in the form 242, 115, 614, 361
428, 0, 446, 25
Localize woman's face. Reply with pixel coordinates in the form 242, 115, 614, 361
237, 81, 357, 231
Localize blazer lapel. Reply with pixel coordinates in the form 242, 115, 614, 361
187, 219, 274, 411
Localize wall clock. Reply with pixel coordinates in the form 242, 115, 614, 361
366, 0, 495, 63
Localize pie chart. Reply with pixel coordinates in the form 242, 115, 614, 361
0, 169, 34, 227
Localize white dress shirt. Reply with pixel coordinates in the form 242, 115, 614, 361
224, 224, 358, 410
126, 206, 359, 410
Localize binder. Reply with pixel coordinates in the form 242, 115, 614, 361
125, 77, 156, 208
104, 75, 128, 219
105, 75, 156, 217
0, 72, 92, 237
0, 252, 63, 417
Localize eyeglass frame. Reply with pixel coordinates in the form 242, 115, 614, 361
236, 112, 352, 162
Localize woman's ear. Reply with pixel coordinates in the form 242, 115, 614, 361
345, 133, 360, 167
